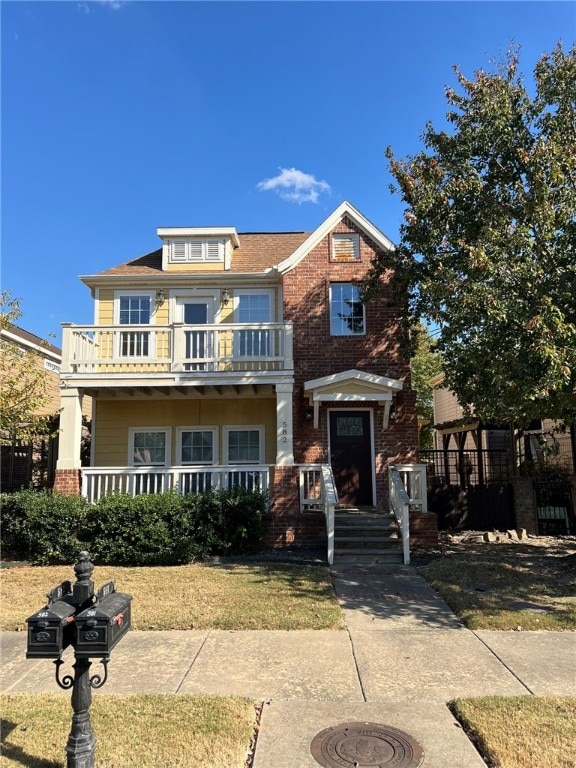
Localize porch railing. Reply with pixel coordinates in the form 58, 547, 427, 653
82, 465, 271, 503
298, 464, 338, 565
391, 463, 428, 514
61, 322, 294, 376
388, 466, 412, 565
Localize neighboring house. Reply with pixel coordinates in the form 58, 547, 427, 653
1, 326, 63, 490
425, 376, 576, 535
54, 201, 422, 548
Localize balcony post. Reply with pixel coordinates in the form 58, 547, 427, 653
284, 323, 293, 370
275, 383, 294, 465
61, 324, 73, 374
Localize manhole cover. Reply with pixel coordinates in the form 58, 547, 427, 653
310, 722, 424, 768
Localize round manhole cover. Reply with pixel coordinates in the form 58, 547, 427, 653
310, 722, 424, 768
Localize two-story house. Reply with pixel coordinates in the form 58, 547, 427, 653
55, 201, 427, 552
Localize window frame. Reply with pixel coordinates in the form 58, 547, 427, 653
128, 427, 172, 467
176, 426, 218, 466
223, 425, 265, 465
114, 290, 155, 359
168, 238, 224, 264
329, 282, 366, 336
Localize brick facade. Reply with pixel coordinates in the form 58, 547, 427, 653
283, 216, 418, 512
53, 469, 82, 495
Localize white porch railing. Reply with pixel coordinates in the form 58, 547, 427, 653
298, 464, 338, 565
82, 466, 271, 504
61, 322, 294, 375
389, 463, 428, 565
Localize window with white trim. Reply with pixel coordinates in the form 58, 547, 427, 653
117, 294, 152, 357
130, 428, 170, 466
331, 233, 360, 261
169, 239, 224, 263
330, 283, 365, 336
235, 291, 272, 357
225, 427, 263, 464
178, 428, 217, 465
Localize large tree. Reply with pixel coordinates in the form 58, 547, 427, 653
368, 44, 576, 426
0, 292, 55, 440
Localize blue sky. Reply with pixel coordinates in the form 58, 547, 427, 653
2, 0, 574, 343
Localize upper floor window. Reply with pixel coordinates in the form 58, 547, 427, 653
330, 283, 365, 336
331, 233, 360, 261
169, 239, 224, 263
117, 294, 152, 357
235, 291, 272, 357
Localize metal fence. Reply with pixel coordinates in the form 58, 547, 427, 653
419, 449, 511, 487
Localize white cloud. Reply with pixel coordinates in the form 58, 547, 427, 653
98, 0, 127, 9
257, 167, 331, 204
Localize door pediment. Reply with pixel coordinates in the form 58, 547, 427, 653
304, 369, 403, 428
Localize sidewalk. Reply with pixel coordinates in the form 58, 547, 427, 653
2, 564, 575, 767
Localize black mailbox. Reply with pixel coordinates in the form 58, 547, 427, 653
74, 590, 132, 658
26, 599, 76, 659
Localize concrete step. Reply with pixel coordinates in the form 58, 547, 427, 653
333, 550, 404, 565
336, 536, 400, 545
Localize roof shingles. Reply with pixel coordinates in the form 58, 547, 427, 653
95, 232, 311, 277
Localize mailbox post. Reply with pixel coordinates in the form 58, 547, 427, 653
26, 552, 132, 768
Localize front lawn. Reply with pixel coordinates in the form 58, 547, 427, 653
413, 535, 576, 630
451, 696, 576, 768
0, 693, 257, 768
1, 562, 345, 631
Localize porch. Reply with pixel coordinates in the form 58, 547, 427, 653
78, 463, 431, 565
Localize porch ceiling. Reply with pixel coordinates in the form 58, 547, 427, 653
82, 382, 276, 399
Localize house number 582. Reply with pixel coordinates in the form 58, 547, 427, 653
282, 421, 288, 443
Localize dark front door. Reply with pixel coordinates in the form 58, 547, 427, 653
329, 410, 374, 506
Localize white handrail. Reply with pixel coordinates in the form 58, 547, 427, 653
389, 466, 411, 565
298, 464, 338, 565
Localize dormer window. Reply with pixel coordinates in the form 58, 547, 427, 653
170, 238, 224, 264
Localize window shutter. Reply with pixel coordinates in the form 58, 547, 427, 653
172, 240, 187, 261
332, 233, 359, 260
188, 241, 204, 261
205, 240, 221, 261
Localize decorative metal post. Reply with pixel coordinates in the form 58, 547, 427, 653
26, 551, 132, 768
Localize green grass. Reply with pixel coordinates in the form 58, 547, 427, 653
0, 693, 257, 768
414, 538, 576, 630
451, 696, 576, 768
1, 562, 345, 631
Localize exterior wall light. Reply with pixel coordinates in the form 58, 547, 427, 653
305, 407, 314, 422
155, 289, 166, 308
221, 288, 231, 307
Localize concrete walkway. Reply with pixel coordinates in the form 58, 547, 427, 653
2, 564, 575, 767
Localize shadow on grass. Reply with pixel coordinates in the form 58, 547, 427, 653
0, 719, 61, 768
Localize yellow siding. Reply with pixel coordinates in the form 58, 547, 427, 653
97, 290, 114, 324
164, 263, 225, 273
93, 398, 276, 466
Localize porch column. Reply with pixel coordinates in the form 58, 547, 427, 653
275, 383, 294, 465
57, 388, 83, 470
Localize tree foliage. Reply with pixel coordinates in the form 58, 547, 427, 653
410, 324, 442, 448
0, 291, 56, 440
368, 44, 576, 426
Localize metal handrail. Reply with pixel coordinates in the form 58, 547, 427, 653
389, 466, 411, 565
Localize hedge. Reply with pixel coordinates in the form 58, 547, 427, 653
0, 487, 268, 566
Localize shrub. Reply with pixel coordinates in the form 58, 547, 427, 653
1, 487, 269, 567
84, 491, 200, 566
0, 489, 88, 564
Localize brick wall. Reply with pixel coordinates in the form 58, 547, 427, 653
53, 469, 81, 495
283, 216, 418, 509
513, 477, 538, 534
264, 465, 326, 548
409, 512, 438, 547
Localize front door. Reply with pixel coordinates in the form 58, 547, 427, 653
329, 410, 374, 506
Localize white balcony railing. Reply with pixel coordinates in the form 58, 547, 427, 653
82, 465, 271, 504
61, 322, 294, 376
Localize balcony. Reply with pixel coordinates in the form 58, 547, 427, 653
61, 322, 294, 378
